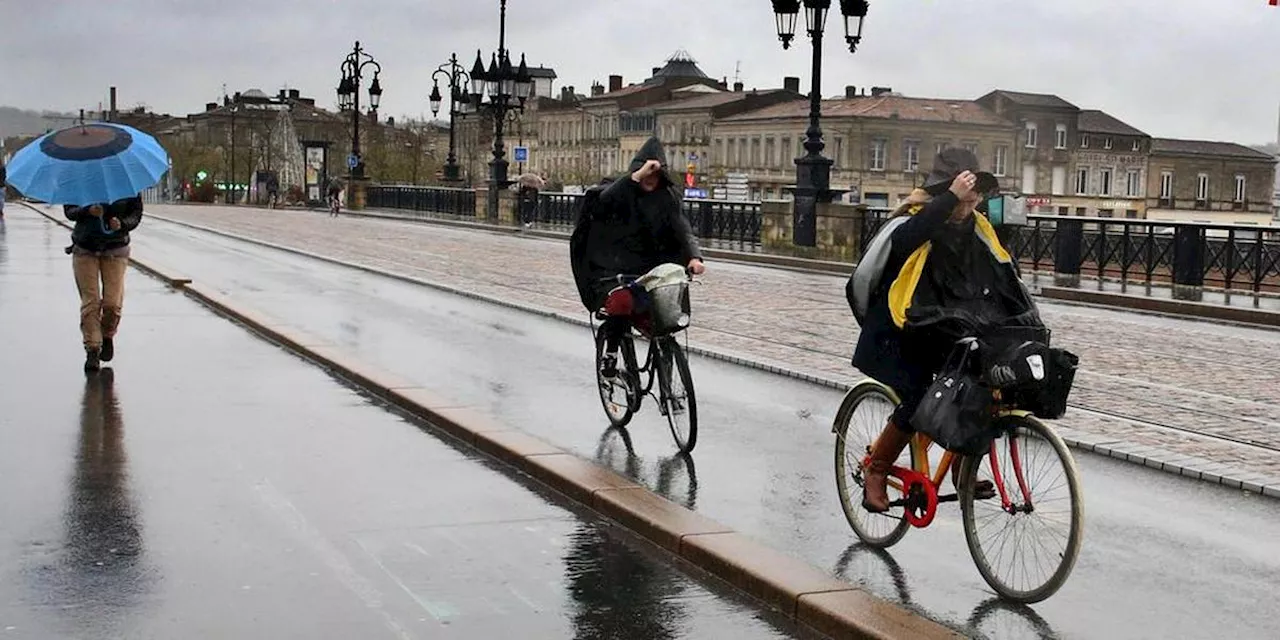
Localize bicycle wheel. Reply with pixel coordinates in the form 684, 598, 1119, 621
595, 326, 635, 428
959, 414, 1084, 604
655, 337, 697, 455
833, 382, 915, 548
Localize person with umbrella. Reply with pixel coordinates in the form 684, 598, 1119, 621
5, 122, 167, 372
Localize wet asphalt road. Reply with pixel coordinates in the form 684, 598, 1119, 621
0, 214, 813, 639
121, 213, 1280, 639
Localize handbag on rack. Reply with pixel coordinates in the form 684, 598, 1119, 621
911, 338, 999, 456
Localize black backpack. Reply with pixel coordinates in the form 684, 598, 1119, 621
569, 180, 615, 310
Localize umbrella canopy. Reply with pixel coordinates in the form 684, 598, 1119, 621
5, 123, 169, 206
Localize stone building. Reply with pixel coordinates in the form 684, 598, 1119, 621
975, 90, 1081, 213
712, 90, 1020, 205
1056, 110, 1152, 218
1144, 139, 1277, 225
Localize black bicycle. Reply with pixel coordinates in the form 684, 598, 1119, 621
592, 270, 698, 454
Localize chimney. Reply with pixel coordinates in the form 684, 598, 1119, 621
733, 81, 744, 92
109, 86, 117, 121
206, 102, 218, 112
784, 77, 801, 93
845, 85, 858, 98
652, 67, 661, 77
279, 89, 287, 99
609, 75, 623, 92
870, 86, 893, 97
591, 82, 605, 97
718, 76, 729, 90
289, 89, 301, 100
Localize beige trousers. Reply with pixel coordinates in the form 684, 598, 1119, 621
72, 253, 128, 350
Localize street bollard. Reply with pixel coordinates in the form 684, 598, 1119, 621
1172, 225, 1206, 302
1053, 218, 1084, 288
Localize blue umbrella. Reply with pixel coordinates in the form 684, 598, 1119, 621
5, 122, 169, 207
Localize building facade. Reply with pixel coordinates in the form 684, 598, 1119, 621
1054, 110, 1152, 218
712, 92, 1020, 205
1144, 139, 1277, 225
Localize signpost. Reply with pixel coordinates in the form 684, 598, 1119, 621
513, 146, 529, 163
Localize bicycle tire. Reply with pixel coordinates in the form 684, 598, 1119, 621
656, 338, 697, 455
959, 414, 1084, 604
833, 381, 915, 549
595, 326, 635, 429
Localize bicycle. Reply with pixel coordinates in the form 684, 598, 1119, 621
592, 268, 698, 454
832, 378, 1084, 604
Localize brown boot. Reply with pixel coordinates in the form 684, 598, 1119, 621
861, 422, 913, 513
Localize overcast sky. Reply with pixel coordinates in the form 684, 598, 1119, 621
2, 0, 1278, 144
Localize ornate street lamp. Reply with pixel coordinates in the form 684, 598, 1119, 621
470, 0, 535, 220
430, 53, 472, 184
337, 41, 383, 183
771, 0, 870, 247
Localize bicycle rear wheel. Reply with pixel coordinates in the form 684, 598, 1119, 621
959, 414, 1084, 604
595, 326, 636, 428
656, 337, 697, 455
833, 382, 915, 548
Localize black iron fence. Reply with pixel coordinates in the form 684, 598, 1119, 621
366, 185, 764, 249
365, 185, 1280, 302
366, 185, 476, 218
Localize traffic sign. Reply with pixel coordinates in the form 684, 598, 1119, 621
513, 146, 529, 163
347, 153, 359, 170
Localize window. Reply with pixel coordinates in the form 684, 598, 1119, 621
1022, 164, 1037, 194
1076, 167, 1090, 195
1099, 209, 1114, 218
1104, 137, 1113, 150
963, 142, 979, 155
738, 137, 748, 166
1127, 169, 1142, 197
870, 139, 886, 171
1125, 209, 1139, 219
1235, 174, 1246, 202
1080, 134, 1090, 148
1024, 123, 1038, 149
752, 138, 762, 167
781, 137, 792, 164
765, 138, 776, 168
727, 139, 737, 167
903, 140, 920, 172
1055, 123, 1067, 149
1051, 166, 1067, 195
1197, 173, 1209, 201
936, 141, 949, 156
834, 137, 845, 168
1160, 171, 1173, 199
993, 146, 1008, 177
1132, 139, 1141, 152
1099, 168, 1113, 196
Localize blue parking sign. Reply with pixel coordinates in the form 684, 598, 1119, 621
513, 146, 529, 163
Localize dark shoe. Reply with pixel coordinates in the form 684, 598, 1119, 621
100, 337, 114, 362
861, 423, 914, 513
84, 349, 101, 372
600, 354, 618, 379
951, 460, 997, 500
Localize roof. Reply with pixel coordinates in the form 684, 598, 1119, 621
1077, 110, 1147, 137
528, 66, 557, 79
719, 95, 1012, 127
651, 49, 710, 81
654, 91, 752, 111
984, 90, 1077, 110
1151, 138, 1277, 161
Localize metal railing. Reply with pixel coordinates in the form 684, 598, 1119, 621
366, 185, 764, 249
366, 185, 476, 218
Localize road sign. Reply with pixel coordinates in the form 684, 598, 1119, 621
347, 153, 359, 170
513, 146, 529, 163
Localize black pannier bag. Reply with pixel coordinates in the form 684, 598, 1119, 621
911, 338, 1000, 456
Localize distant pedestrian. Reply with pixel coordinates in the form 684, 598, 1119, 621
64, 196, 143, 372
0, 162, 7, 221
266, 174, 280, 209
327, 179, 343, 216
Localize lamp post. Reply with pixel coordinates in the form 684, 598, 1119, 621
505, 109, 525, 175
771, 0, 868, 247
429, 53, 471, 184
469, 0, 534, 220
336, 40, 383, 187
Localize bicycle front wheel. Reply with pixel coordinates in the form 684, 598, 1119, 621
656, 338, 697, 455
959, 414, 1084, 604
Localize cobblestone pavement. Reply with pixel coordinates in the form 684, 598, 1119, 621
144, 204, 1280, 486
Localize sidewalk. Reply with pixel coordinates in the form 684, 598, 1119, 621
0, 213, 814, 640
141, 203, 1280, 493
